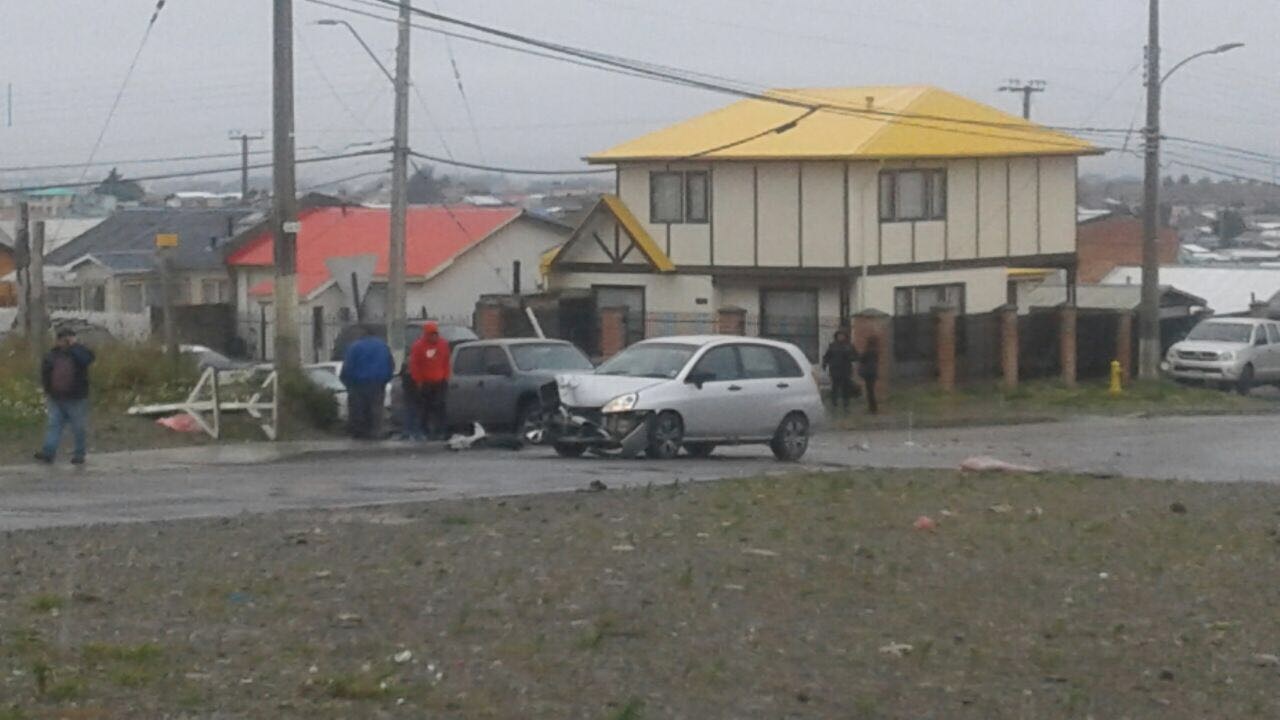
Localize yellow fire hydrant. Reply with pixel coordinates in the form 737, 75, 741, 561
1109, 360, 1123, 396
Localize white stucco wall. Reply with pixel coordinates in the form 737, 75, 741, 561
857, 266, 1009, 315
547, 271, 715, 314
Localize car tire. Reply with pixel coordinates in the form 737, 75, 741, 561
770, 412, 810, 462
1237, 364, 1255, 396
683, 442, 717, 458
553, 442, 586, 458
515, 399, 543, 439
646, 411, 684, 460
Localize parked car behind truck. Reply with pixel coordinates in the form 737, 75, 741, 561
542, 335, 824, 461
1163, 317, 1280, 394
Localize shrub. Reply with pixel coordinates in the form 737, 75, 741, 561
281, 370, 340, 431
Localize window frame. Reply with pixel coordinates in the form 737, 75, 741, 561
690, 344, 744, 383
649, 171, 686, 224
481, 345, 514, 375
649, 170, 710, 224
878, 169, 947, 223
684, 171, 709, 224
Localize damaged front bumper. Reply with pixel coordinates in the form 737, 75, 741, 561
544, 406, 652, 457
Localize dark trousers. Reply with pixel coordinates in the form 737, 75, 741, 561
401, 377, 425, 440
346, 383, 386, 439
41, 398, 89, 460
419, 381, 448, 440
830, 375, 856, 410
862, 375, 879, 414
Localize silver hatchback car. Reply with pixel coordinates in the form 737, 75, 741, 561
542, 335, 824, 461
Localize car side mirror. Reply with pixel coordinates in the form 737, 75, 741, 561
686, 371, 713, 389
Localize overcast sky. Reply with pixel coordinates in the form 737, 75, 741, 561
1, 0, 1276, 188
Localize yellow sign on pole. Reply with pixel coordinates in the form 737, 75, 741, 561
155, 233, 179, 248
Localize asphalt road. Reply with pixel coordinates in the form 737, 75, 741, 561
1, 414, 1278, 531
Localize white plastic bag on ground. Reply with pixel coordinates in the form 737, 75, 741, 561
446, 423, 487, 451
959, 455, 1041, 474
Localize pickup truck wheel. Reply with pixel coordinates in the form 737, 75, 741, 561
646, 411, 684, 460
553, 442, 586, 458
1237, 364, 1255, 396
770, 412, 810, 462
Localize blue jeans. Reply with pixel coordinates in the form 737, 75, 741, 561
42, 398, 88, 460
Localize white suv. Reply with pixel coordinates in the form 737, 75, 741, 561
543, 336, 824, 461
1163, 317, 1280, 393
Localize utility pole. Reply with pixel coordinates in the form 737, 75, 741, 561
998, 79, 1047, 120
29, 220, 47, 360
229, 130, 264, 204
1138, 0, 1162, 379
388, 0, 412, 361
14, 202, 30, 338
272, 0, 301, 376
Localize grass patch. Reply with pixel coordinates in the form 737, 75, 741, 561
833, 377, 1269, 430
325, 674, 393, 701
27, 595, 63, 614
441, 515, 473, 526
609, 698, 645, 720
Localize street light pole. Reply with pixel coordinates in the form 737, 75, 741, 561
388, 1, 411, 362
316, 11, 411, 361
1138, 2, 1244, 378
272, 0, 301, 375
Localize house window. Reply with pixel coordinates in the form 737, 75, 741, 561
760, 288, 820, 361
121, 282, 145, 313
894, 283, 965, 315
201, 279, 229, 304
86, 284, 106, 312
47, 287, 83, 311
879, 169, 946, 222
649, 170, 709, 224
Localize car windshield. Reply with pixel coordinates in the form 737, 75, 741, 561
1186, 322, 1253, 343
510, 343, 594, 371
594, 343, 698, 379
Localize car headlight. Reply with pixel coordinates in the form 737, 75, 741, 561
602, 392, 638, 414
1219, 351, 1234, 361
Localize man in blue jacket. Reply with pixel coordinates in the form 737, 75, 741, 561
35, 327, 96, 465
339, 326, 395, 439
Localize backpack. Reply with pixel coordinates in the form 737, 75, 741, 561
49, 353, 77, 397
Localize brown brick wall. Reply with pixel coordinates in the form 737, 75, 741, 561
599, 307, 626, 359
1077, 216, 1179, 283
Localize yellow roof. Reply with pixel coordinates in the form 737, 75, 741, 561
588, 86, 1100, 163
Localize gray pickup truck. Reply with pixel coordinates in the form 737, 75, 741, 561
390, 338, 595, 435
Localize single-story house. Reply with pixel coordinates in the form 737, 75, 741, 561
224, 204, 569, 361
1101, 265, 1280, 317
1077, 212, 1179, 283
545, 85, 1099, 359
42, 208, 258, 313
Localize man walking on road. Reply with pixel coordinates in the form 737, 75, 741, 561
409, 321, 451, 440
35, 327, 96, 465
339, 326, 395, 439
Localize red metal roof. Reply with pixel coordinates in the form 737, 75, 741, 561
228, 205, 522, 298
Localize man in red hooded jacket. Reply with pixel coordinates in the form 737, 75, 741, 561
409, 321, 451, 439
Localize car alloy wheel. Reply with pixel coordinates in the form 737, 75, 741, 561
771, 412, 810, 462
646, 411, 684, 460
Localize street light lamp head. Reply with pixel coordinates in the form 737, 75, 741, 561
1212, 42, 1245, 54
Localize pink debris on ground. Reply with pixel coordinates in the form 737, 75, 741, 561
959, 455, 1042, 474
156, 414, 201, 433
913, 515, 938, 531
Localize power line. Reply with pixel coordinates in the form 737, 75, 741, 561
345, 0, 1133, 140
0, 148, 392, 195
432, 0, 486, 162
1163, 136, 1280, 166
0, 149, 271, 174
407, 150, 611, 175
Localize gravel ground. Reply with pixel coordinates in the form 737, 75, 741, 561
3, 469, 1280, 719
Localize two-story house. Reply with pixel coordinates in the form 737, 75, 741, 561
546, 85, 1100, 358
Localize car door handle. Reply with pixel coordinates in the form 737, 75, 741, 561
727, 384, 743, 391
776, 382, 790, 389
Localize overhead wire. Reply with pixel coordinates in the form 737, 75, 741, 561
0, 148, 393, 195
432, 0, 487, 162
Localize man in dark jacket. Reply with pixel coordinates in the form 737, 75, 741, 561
821, 329, 859, 412
35, 327, 96, 465
339, 326, 395, 439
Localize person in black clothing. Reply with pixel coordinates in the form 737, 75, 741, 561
35, 327, 96, 465
859, 334, 881, 414
821, 329, 859, 412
